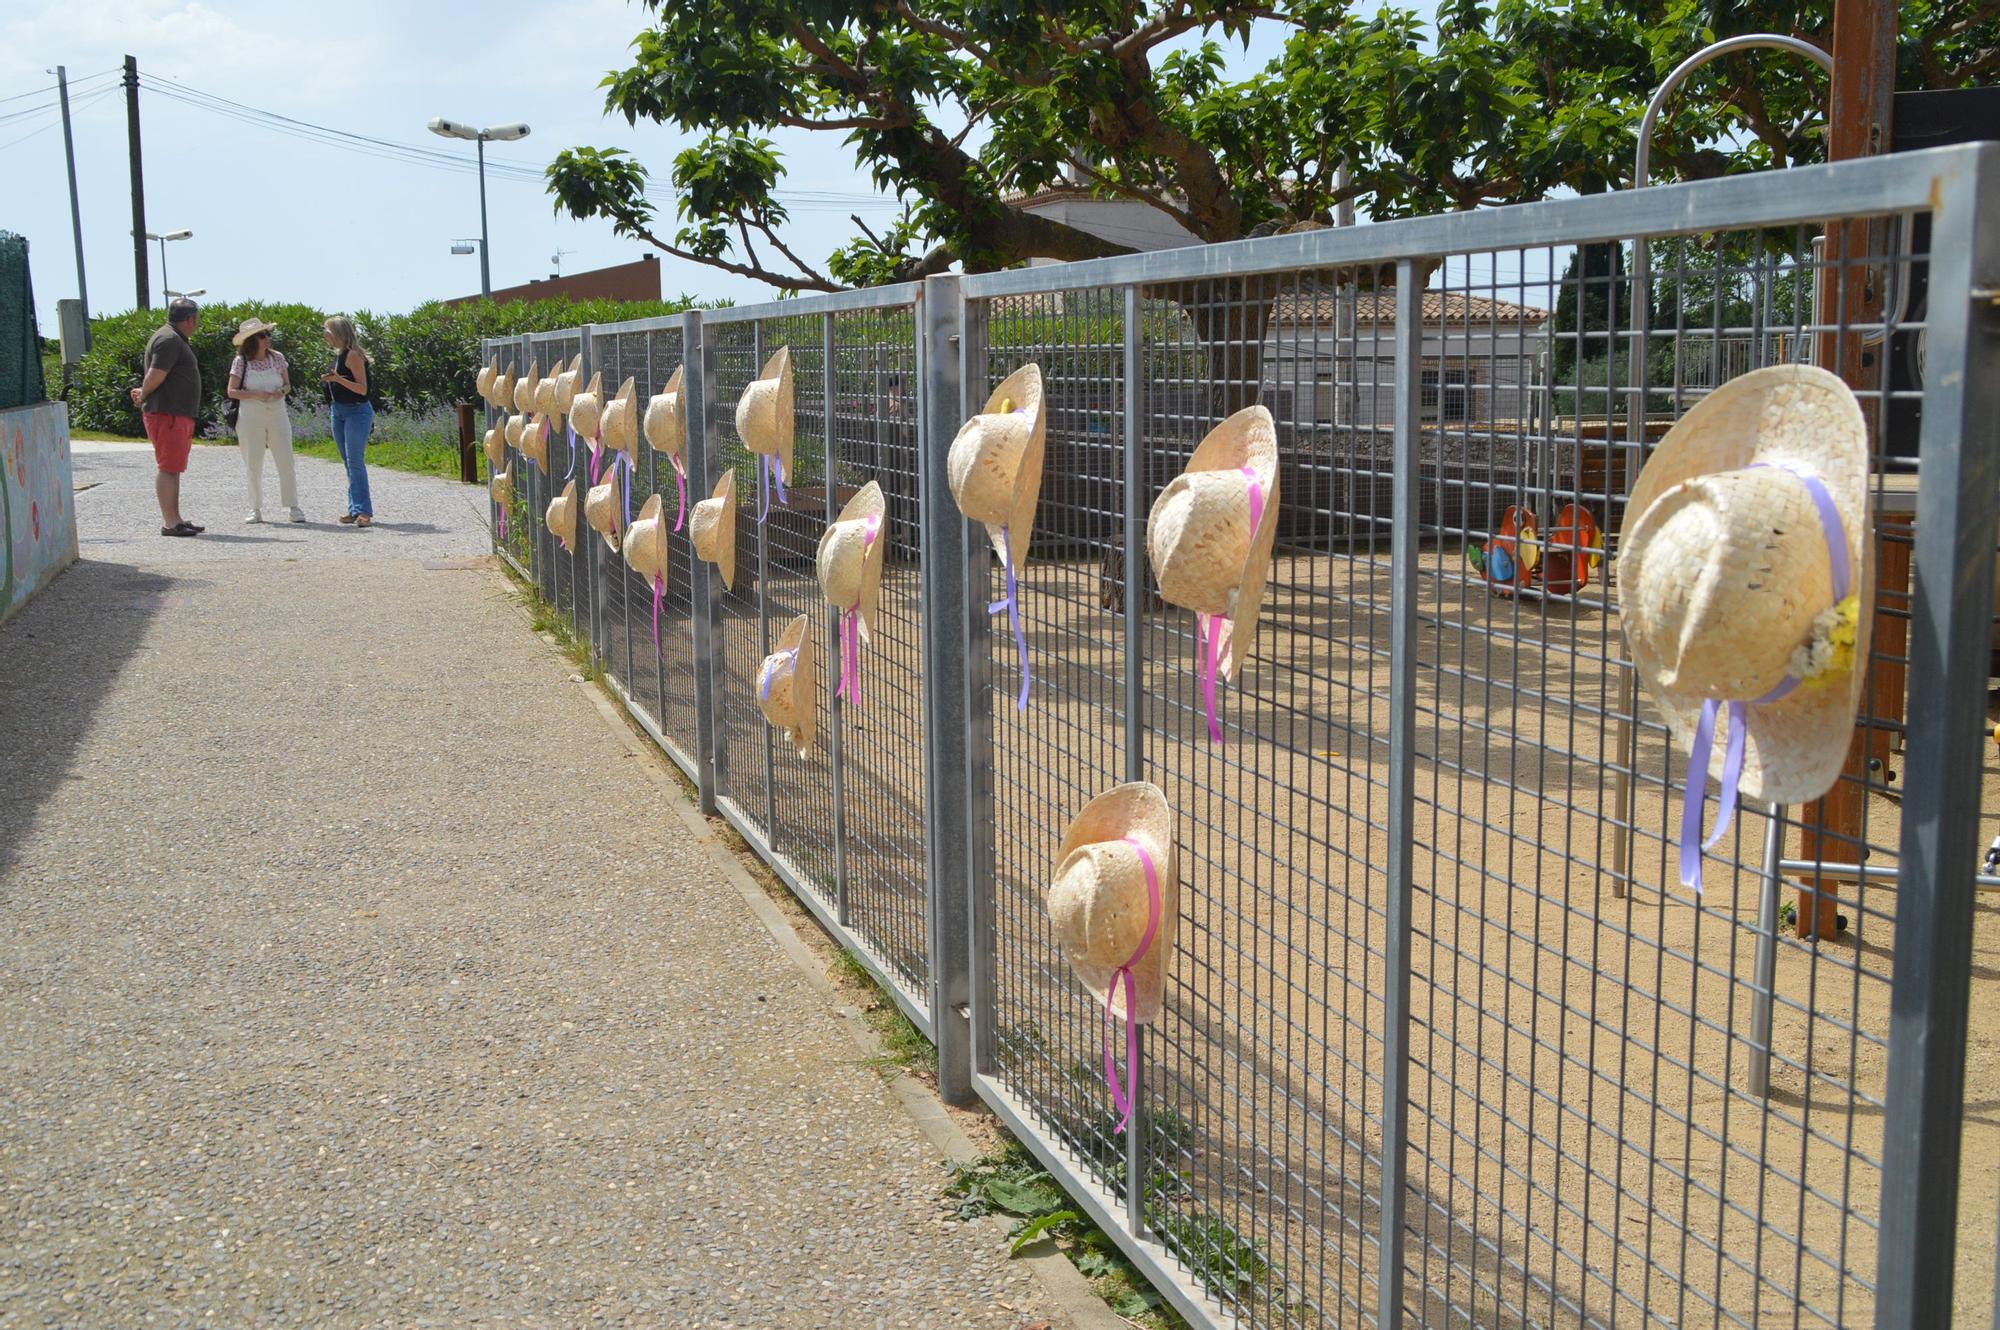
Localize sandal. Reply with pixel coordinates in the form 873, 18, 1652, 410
339, 513, 359, 525
162, 523, 198, 538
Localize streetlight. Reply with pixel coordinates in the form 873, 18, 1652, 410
164, 288, 206, 300
427, 118, 530, 297
145, 229, 192, 305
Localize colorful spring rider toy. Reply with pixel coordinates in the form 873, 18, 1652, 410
1472, 503, 1603, 598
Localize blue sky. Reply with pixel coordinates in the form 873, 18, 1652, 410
0, 3, 1403, 331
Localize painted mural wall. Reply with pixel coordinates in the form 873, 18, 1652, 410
1, 400, 78, 625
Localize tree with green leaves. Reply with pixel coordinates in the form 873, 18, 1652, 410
547, 0, 1992, 295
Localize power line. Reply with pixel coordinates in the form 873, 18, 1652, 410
0, 85, 119, 153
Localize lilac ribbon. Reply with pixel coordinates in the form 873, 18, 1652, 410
838, 516, 882, 708
1677, 464, 1850, 894
671, 456, 689, 533
652, 575, 665, 651
1103, 836, 1162, 1135
757, 453, 789, 524
987, 525, 1033, 711
760, 647, 800, 701
565, 425, 579, 479
1194, 468, 1267, 744
620, 452, 633, 529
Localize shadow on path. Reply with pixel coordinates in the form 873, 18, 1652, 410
0, 560, 174, 880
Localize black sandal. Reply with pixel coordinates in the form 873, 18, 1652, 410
162, 523, 198, 538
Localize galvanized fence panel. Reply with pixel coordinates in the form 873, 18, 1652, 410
959, 141, 2000, 1330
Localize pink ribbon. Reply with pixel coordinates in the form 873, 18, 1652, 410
986, 525, 1033, 711
651, 575, 665, 651
497, 505, 506, 541
1194, 468, 1266, 744
1103, 836, 1162, 1134
1677, 464, 1848, 894
837, 516, 882, 708
590, 435, 604, 484
671, 456, 688, 532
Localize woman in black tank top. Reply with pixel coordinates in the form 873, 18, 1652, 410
322, 315, 375, 526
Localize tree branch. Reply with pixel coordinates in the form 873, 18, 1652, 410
636, 227, 842, 293
755, 220, 832, 287
1070, 159, 1203, 232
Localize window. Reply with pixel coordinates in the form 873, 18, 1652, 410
1421, 364, 1470, 423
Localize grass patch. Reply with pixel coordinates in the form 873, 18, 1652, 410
525, 589, 597, 680
829, 950, 936, 1078
72, 430, 148, 443
293, 434, 464, 481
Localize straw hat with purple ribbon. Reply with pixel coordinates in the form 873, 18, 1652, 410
546, 479, 579, 553
601, 376, 640, 462
1047, 781, 1178, 1133
553, 354, 584, 415
585, 462, 624, 554
735, 347, 795, 521
493, 364, 517, 410
483, 420, 506, 470
532, 366, 559, 422
816, 482, 887, 708
504, 413, 526, 452
512, 360, 539, 414
568, 371, 606, 441
949, 363, 1045, 709
644, 365, 691, 531
1146, 405, 1281, 743
1618, 364, 1871, 895
521, 413, 552, 472
757, 612, 817, 757
690, 470, 738, 591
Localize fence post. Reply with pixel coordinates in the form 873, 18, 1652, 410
683, 311, 721, 815
960, 294, 1000, 1085
1875, 144, 2000, 1330
1120, 281, 1149, 1238
825, 311, 851, 926
919, 274, 974, 1107
577, 326, 602, 663
1375, 262, 1425, 1330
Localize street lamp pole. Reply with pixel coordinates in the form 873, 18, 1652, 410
428, 118, 530, 299
145, 229, 192, 306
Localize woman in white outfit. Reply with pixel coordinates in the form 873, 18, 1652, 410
226, 317, 304, 524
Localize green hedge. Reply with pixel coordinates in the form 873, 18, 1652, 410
69, 295, 705, 436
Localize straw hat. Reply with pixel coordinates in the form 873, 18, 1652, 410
491, 467, 513, 508
644, 365, 688, 462
756, 613, 817, 757
483, 421, 506, 470
553, 354, 584, 415
476, 355, 499, 403
512, 360, 539, 413
948, 363, 1045, 573
569, 371, 606, 439
492, 364, 516, 409
690, 470, 738, 591
504, 413, 526, 451
545, 479, 579, 552
1047, 782, 1178, 1025
624, 493, 670, 585
817, 482, 888, 637
230, 317, 278, 348
601, 376, 640, 459
585, 464, 624, 554
1147, 405, 1281, 682
735, 346, 794, 478
533, 367, 559, 421
520, 413, 551, 471
1619, 364, 1872, 807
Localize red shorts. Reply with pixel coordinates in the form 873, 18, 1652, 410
143, 412, 195, 474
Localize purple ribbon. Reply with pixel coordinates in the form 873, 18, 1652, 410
987, 525, 1033, 711
565, 425, 579, 479
838, 516, 882, 708
1103, 836, 1162, 1134
619, 452, 633, 529
671, 456, 688, 533
496, 505, 506, 541
757, 453, 789, 524
760, 647, 800, 702
1677, 464, 1849, 894
590, 435, 604, 484
1194, 468, 1267, 744
651, 575, 665, 651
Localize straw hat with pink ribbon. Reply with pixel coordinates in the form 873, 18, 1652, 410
483, 420, 506, 471
816, 482, 888, 709
545, 479, 579, 553
1146, 406, 1281, 743
1047, 781, 1178, 1133
757, 613, 817, 757
490, 467, 514, 541
690, 470, 738, 592
624, 493, 673, 650
644, 365, 691, 532
948, 363, 1045, 711
585, 460, 624, 554
736, 347, 795, 524
1618, 364, 1871, 895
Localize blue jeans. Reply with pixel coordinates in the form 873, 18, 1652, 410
330, 402, 375, 517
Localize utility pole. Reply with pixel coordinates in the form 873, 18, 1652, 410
124, 55, 148, 311
55, 66, 90, 347
476, 135, 492, 297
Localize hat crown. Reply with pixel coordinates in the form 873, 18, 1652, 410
1148, 469, 1259, 616
690, 499, 725, 557
948, 413, 1030, 526
1048, 840, 1159, 969
817, 520, 872, 609
1623, 467, 1834, 700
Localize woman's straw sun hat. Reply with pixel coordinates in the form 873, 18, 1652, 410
1146, 405, 1281, 741
757, 612, 817, 757
690, 470, 738, 591
625, 493, 670, 585
817, 482, 888, 705
736, 347, 794, 518
949, 363, 1046, 708
585, 463, 624, 553
230, 317, 278, 348
512, 360, 539, 414
545, 479, 579, 553
601, 376, 640, 460
1618, 363, 1871, 893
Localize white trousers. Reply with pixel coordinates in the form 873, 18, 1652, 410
237, 400, 298, 513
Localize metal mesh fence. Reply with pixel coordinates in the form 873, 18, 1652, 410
478, 143, 1998, 1330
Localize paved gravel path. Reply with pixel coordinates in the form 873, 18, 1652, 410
1, 445, 1062, 1328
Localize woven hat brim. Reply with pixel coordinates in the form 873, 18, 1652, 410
691, 471, 738, 591
231, 320, 278, 347
546, 481, 579, 550
826, 482, 888, 638
1053, 782, 1177, 1025
644, 365, 687, 458
586, 472, 623, 553
735, 348, 796, 478
1156, 406, 1281, 681
760, 613, 815, 756
1619, 364, 1871, 804
521, 416, 550, 470
625, 493, 669, 583
605, 377, 640, 457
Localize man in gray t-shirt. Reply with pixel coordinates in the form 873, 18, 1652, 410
130, 298, 204, 536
